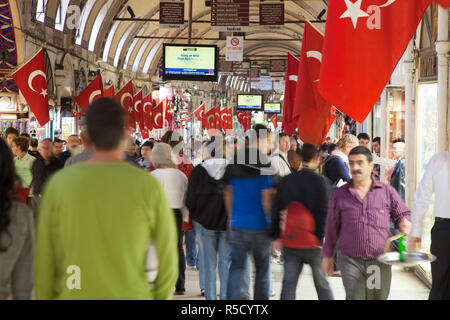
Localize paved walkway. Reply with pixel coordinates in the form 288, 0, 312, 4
173, 261, 430, 300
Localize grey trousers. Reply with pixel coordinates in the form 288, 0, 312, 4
337, 252, 392, 300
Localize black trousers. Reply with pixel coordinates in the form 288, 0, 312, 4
429, 219, 450, 300
174, 210, 186, 291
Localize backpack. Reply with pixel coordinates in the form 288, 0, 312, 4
322, 155, 342, 187
281, 201, 320, 249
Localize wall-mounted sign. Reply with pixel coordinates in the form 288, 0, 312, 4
160, 0, 185, 29
226, 36, 244, 61
211, 0, 249, 32
219, 60, 234, 75
250, 67, 260, 79
270, 59, 286, 73
260, 1, 284, 29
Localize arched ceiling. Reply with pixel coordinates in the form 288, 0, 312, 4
42, 0, 327, 77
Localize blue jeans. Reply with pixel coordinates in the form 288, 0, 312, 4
281, 247, 334, 300
241, 254, 273, 298
185, 229, 198, 267
226, 228, 272, 300
201, 229, 231, 300
193, 221, 205, 290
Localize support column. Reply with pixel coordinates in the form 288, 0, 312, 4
436, 6, 450, 152
380, 88, 388, 183
404, 40, 416, 209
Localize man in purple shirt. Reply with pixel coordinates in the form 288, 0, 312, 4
322, 146, 411, 300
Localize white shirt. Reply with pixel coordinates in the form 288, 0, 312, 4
373, 153, 397, 167
411, 151, 450, 237
151, 168, 188, 209
271, 149, 291, 177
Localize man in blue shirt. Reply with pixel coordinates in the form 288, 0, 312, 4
223, 125, 275, 300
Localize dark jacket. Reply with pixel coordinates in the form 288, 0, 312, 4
390, 158, 405, 202
186, 158, 228, 231
31, 157, 63, 196
322, 155, 351, 186
222, 147, 274, 181
57, 151, 72, 165
269, 168, 332, 244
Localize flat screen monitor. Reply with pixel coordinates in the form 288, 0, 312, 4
163, 44, 218, 82
237, 94, 263, 111
264, 102, 281, 114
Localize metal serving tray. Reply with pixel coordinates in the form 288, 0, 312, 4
377, 252, 436, 267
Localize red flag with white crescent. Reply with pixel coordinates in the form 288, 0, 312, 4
220, 107, 228, 131
142, 93, 154, 132
12, 48, 49, 126
194, 103, 205, 125
282, 53, 299, 136
152, 100, 164, 129
114, 81, 135, 131
133, 90, 144, 133
227, 107, 233, 130
295, 21, 335, 146
74, 74, 103, 112
319, 0, 431, 123
204, 106, 217, 130
214, 105, 221, 129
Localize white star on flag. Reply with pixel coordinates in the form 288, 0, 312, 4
340, 0, 369, 29
128, 107, 133, 113
40, 88, 48, 98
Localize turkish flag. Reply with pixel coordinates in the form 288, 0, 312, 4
163, 98, 170, 128
227, 107, 233, 130
220, 107, 229, 131
114, 81, 135, 131
270, 114, 278, 130
236, 110, 245, 128
194, 103, 205, 126
319, 0, 431, 123
142, 94, 154, 132
237, 111, 252, 131
12, 48, 49, 126
75, 74, 103, 112
295, 21, 335, 146
104, 85, 115, 97
214, 105, 221, 129
152, 100, 164, 129
134, 90, 144, 133
204, 106, 217, 130
282, 53, 299, 136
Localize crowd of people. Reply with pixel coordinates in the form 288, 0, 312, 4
0, 97, 449, 300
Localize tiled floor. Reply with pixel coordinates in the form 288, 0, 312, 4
173, 261, 430, 300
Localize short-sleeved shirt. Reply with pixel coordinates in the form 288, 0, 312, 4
14, 153, 35, 192
228, 175, 272, 231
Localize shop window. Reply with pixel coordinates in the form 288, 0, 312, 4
386, 88, 405, 157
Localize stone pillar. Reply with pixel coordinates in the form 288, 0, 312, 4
436, 7, 450, 152
404, 40, 416, 209
379, 88, 388, 183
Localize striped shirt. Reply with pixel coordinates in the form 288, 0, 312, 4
323, 176, 411, 260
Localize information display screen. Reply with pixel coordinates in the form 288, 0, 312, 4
163, 44, 218, 81
264, 102, 281, 114
237, 94, 263, 111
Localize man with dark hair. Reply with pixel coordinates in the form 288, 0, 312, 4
4, 127, 19, 148
372, 137, 381, 156
271, 132, 292, 177
357, 133, 370, 147
30, 139, 63, 214
35, 98, 178, 300
21, 133, 31, 140
270, 143, 334, 300
137, 140, 154, 171
52, 138, 64, 157
28, 138, 42, 159
322, 146, 412, 300
223, 124, 275, 300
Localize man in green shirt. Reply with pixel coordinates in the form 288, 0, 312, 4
35, 98, 178, 300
